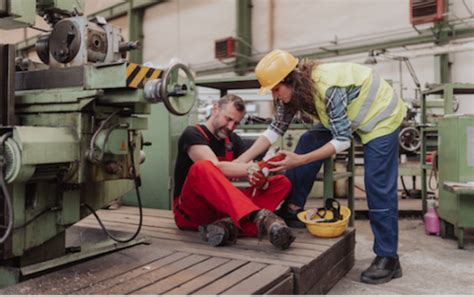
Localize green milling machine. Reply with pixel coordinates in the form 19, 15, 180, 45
0, 0, 196, 287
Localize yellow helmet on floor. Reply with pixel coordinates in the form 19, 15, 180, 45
255, 49, 299, 96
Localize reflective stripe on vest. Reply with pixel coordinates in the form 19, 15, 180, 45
349, 72, 398, 134
359, 89, 399, 133
350, 72, 380, 130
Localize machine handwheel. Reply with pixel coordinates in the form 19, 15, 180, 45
160, 62, 196, 116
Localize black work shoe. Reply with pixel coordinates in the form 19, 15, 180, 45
275, 205, 305, 229
253, 209, 295, 250
199, 218, 238, 247
360, 256, 403, 284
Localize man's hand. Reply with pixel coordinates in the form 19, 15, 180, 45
247, 154, 286, 190
247, 163, 268, 189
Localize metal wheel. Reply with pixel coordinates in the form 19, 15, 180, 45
399, 126, 421, 152
160, 62, 196, 116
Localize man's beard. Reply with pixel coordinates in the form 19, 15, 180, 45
215, 127, 230, 140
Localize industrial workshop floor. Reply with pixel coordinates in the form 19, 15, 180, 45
1, 207, 354, 295
329, 218, 474, 295
2, 201, 472, 295
310, 195, 474, 295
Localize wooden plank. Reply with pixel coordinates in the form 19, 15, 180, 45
306, 250, 355, 294
77, 214, 337, 251
290, 227, 342, 245
165, 259, 248, 295
81, 209, 338, 248
77, 221, 316, 265
78, 218, 332, 255
79, 210, 337, 251
294, 228, 355, 294
222, 264, 291, 295
146, 236, 308, 268
78, 218, 318, 255
4, 207, 355, 295
102, 254, 209, 295
74, 251, 190, 294
0, 243, 175, 295
193, 262, 267, 295
133, 257, 230, 294
263, 275, 294, 295
77, 209, 354, 295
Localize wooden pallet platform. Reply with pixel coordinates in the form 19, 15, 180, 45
1, 207, 355, 295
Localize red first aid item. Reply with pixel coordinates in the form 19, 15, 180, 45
250, 154, 286, 189
257, 154, 286, 170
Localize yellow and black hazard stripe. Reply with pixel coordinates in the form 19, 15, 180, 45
126, 63, 162, 89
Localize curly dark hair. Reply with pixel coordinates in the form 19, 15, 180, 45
281, 59, 320, 119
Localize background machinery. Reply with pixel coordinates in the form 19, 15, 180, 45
0, 0, 196, 287
420, 83, 474, 248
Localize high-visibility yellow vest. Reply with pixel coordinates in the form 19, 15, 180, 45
312, 63, 407, 144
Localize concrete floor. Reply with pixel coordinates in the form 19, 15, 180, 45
329, 219, 474, 295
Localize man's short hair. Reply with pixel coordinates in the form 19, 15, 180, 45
217, 94, 246, 113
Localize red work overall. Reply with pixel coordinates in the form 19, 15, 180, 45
173, 126, 291, 237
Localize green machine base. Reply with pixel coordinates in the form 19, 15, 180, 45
0, 237, 149, 288
438, 115, 474, 249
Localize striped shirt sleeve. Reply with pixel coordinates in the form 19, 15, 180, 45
263, 101, 297, 144
325, 86, 361, 143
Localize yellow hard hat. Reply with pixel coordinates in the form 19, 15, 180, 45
297, 207, 351, 238
255, 49, 299, 96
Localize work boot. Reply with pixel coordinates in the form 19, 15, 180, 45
360, 256, 403, 284
275, 204, 305, 229
253, 209, 295, 250
198, 217, 239, 247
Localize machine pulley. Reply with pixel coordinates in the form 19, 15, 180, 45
399, 126, 421, 152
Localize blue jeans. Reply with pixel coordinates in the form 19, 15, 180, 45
285, 124, 399, 257
284, 124, 333, 208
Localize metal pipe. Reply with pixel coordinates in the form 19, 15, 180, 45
235, 0, 252, 75
128, 0, 145, 64
268, 0, 274, 50
196, 26, 474, 77
399, 59, 404, 100
435, 0, 451, 84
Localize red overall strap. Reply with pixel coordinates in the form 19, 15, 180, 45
194, 124, 210, 141
194, 124, 233, 161
223, 137, 234, 161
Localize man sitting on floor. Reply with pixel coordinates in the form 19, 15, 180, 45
172, 94, 295, 250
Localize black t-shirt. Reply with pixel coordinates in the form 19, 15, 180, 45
173, 125, 246, 198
